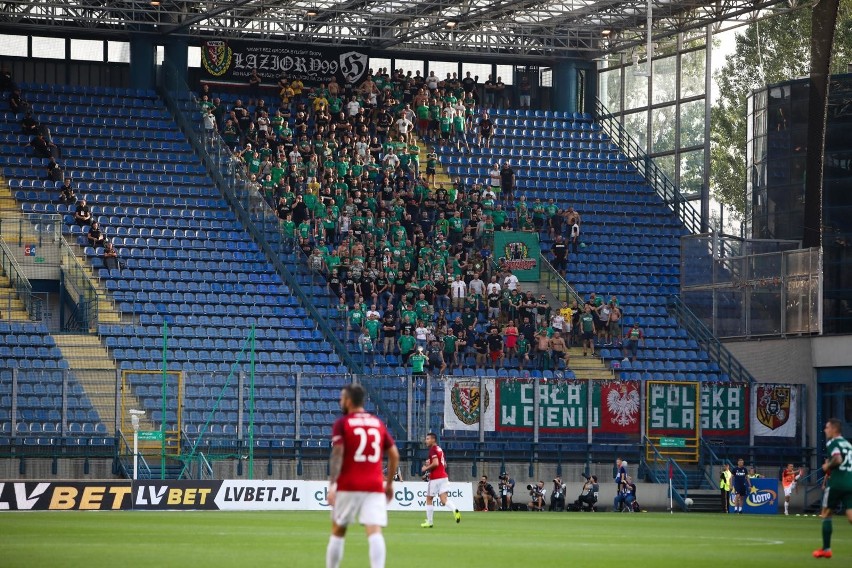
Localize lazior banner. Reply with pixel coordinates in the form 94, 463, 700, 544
493, 231, 540, 281
752, 384, 798, 437
700, 384, 749, 437
728, 479, 779, 515
200, 40, 371, 86
444, 377, 496, 431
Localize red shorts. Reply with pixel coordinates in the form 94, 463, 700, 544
418, 118, 429, 130
490, 350, 502, 362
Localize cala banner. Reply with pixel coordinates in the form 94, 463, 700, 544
496, 379, 590, 433
200, 40, 370, 86
752, 384, 798, 437
493, 231, 540, 281
443, 377, 496, 431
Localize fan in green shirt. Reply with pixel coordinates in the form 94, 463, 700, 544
398, 333, 416, 355
410, 351, 427, 374
442, 333, 458, 354
364, 317, 381, 340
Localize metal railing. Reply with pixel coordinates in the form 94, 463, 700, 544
0, 212, 62, 248
667, 295, 756, 384
594, 99, 703, 234
156, 61, 406, 440
118, 430, 152, 480
699, 438, 731, 490
539, 256, 584, 306
0, 237, 42, 320
59, 236, 102, 330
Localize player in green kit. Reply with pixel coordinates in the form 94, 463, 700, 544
814, 418, 852, 559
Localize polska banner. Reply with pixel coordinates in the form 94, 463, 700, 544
443, 377, 496, 432
752, 384, 798, 437
646, 381, 699, 437
200, 39, 371, 86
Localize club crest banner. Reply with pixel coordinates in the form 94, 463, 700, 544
752, 384, 797, 437
200, 40, 371, 85
493, 231, 540, 281
443, 377, 495, 431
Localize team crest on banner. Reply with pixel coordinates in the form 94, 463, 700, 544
339, 51, 369, 84
493, 232, 540, 281
444, 378, 495, 431
202, 41, 233, 77
752, 384, 797, 437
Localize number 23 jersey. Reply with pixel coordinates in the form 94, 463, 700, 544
332, 412, 396, 493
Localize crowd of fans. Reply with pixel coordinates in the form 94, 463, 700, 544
199, 66, 650, 374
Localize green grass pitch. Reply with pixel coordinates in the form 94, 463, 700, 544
0, 510, 840, 567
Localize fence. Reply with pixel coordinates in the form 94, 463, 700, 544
680, 233, 821, 338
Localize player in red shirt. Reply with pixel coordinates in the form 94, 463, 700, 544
420, 432, 461, 527
326, 384, 400, 568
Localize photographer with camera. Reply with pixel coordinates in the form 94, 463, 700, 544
474, 475, 499, 512
573, 474, 599, 512
527, 480, 546, 511
498, 471, 515, 511
549, 476, 566, 511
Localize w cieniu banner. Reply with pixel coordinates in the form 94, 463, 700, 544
201, 40, 370, 86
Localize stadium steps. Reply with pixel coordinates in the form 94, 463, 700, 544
565, 347, 614, 380
65, 241, 122, 325
685, 490, 722, 513
52, 333, 124, 433
416, 135, 452, 185
0, 177, 40, 321
0, 273, 34, 321
0, 175, 19, 210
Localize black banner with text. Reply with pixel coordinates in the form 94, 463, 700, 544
200, 40, 370, 86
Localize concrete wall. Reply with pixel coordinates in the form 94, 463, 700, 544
723, 334, 852, 451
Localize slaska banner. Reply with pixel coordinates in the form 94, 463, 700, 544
700, 384, 748, 437
752, 384, 798, 438
493, 231, 540, 281
728, 479, 779, 515
443, 377, 496, 431
646, 381, 699, 437
200, 40, 371, 86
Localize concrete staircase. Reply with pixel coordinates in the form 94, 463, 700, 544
0, 273, 32, 321
64, 241, 122, 328
51, 333, 148, 435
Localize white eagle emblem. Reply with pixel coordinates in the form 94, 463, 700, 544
606, 384, 639, 427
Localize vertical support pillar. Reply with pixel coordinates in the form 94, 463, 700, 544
702, 25, 713, 232
553, 60, 577, 114
129, 33, 156, 92
164, 37, 189, 89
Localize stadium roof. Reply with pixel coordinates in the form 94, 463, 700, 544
0, 0, 795, 59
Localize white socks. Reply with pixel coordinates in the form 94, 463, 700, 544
368, 533, 386, 568
784, 502, 789, 514
445, 499, 458, 513
426, 505, 434, 524
326, 535, 344, 568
